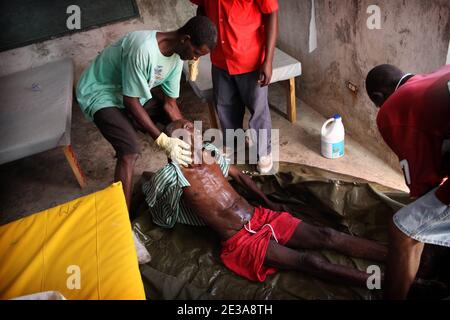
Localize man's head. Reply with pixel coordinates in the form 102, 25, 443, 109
366, 64, 405, 107
175, 16, 217, 61
165, 119, 201, 147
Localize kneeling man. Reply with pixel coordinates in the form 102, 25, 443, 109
77, 17, 217, 210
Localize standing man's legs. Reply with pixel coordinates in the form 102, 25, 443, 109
235, 71, 272, 167
212, 65, 246, 151
385, 220, 425, 299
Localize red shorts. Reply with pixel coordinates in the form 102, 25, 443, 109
220, 207, 302, 282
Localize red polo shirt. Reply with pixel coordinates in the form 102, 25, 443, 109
377, 65, 450, 204
191, 0, 278, 75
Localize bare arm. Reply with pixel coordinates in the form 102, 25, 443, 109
123, 95, 161, 140
228, 165, 286, 212
163, 96, 184, 122
258, 10, 278, 87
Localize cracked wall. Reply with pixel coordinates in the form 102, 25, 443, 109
278, 0, 450, 170
1, 0, 449, 173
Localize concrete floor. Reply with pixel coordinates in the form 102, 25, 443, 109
0, 82, 407, 225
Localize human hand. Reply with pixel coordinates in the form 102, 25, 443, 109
258, 60, 273, 87
188, 59, 199, 82
155, 133, 192, 167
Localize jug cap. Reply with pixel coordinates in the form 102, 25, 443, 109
333, 114, 342, 120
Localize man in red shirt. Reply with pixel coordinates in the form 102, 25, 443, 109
366, 64, 450, 299
190, 0, 279, 174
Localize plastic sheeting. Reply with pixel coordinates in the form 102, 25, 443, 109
132, 163, 449, 300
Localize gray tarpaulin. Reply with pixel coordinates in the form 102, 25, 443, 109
132, 163, 450, 300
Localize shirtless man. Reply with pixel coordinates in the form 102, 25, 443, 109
143, 119, 387, 285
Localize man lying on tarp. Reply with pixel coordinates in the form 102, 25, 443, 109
141, 119, 387, 286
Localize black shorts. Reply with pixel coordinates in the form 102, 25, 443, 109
93, 98, 170, 156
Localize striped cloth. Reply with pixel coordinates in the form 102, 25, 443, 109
142, 143, 230, 228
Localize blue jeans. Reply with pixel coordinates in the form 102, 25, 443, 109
394, 188, 450, 247
212, 65, 272, 159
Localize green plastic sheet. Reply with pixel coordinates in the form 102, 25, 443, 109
132, 163, 449, 300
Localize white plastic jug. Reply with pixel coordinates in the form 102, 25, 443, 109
321, 114, 345, 159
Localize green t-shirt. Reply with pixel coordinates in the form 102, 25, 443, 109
76, 30, 183, 120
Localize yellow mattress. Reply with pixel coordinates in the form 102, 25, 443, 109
0, 183, 145, 300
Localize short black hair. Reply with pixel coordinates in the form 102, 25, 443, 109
366, 64, 404, 96
164, 121, 179, 137
164, 119, 190, 137
178, 16, 217, 50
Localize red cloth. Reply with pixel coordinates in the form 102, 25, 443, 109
190, 0, 279, 75
220, 207, 301, 282
377, 65, 450, 204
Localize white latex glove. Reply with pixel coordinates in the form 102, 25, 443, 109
155, 133, 192, 167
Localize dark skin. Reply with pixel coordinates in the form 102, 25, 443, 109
170, 119, 388, 287
366, 67, 414, 298
368, 73, 414, 107
376, 68, 425, 298
196, 5, 278, 87
118, 31, 210, 208
258, 11, 278, 87
366, 66, 450, 299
